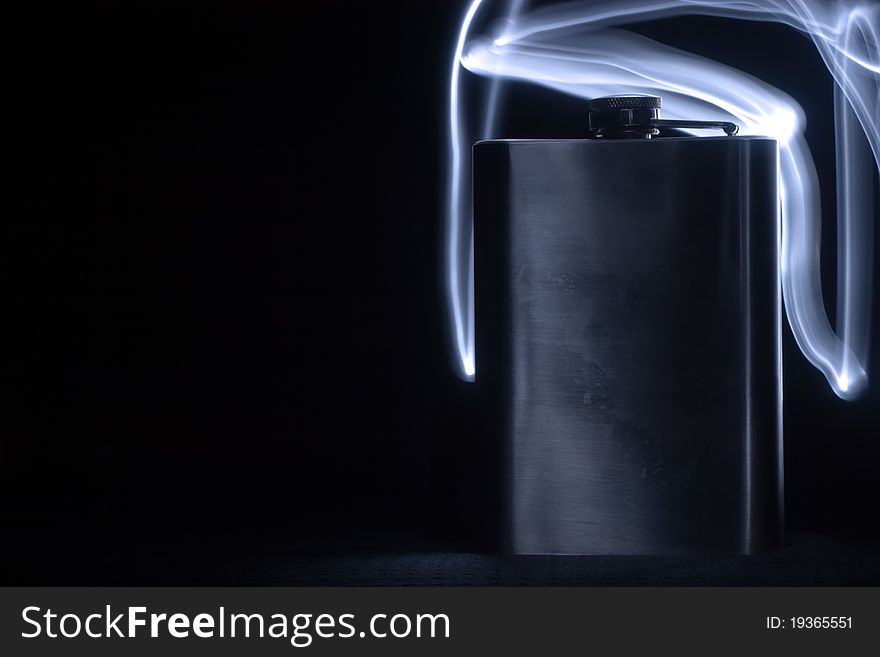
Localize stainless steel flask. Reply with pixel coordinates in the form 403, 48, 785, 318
474, 95, 783, 555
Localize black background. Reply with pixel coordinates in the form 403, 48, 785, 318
5, 1, 880, 583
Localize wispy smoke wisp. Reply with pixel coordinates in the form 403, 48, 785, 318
448, 0, 880, 399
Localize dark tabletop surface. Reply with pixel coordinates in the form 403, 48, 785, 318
5, 530, 879, 586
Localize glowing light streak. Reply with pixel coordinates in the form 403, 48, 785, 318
447, 0, 879, 399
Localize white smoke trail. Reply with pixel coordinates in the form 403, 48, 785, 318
448, 0, 880, 399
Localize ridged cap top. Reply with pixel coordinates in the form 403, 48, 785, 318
588, 95, 662, 111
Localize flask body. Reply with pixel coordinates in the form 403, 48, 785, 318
474, 136, 782, 555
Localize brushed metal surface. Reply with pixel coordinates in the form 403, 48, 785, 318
474, 137, 782, 555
